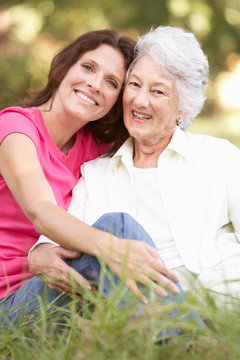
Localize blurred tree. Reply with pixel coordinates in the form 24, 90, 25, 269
0, 0, 240, 111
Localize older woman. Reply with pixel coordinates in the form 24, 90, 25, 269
37, 25, 240, 306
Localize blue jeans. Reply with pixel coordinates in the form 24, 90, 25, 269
0, 213, 184, 327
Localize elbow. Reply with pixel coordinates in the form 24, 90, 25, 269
31, 215, 44, 235
27, 207, 44, 234
25, 200, 54, 235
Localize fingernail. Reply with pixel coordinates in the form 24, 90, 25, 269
158, 289, 168, 297
173, 285, 180, 293
171, 273, 179, 282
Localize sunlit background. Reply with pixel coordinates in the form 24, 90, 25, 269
0, 0, 240, 145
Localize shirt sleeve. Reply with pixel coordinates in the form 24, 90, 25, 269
28, 236, 59, 261
0, 111, 39, 146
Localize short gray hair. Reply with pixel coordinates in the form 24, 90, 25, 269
127, 26, 209, 129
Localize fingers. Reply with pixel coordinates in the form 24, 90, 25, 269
156, 276, 180, 295
55, 246, 81, 259
131, 241, 180, 284
137, 274, 168, 297
67, 266, 92, 290
126, 279, 148, 304
105, 239, 181, 297
29, 243, 91, 296
125, 276, 175, 304
149, 273, 180, 295
136, 263, 180, 295
47, 280, 73, 294
42, 269, 91, 295
144, 263, 180, 294
137, 269, 179, 296
145, 244, 179, 283
155, 262, 179, 283
46, 258, 92, 293
127, 242, 180, 293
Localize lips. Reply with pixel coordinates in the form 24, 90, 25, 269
74, 90, 99, 106
132, 110, 152, 121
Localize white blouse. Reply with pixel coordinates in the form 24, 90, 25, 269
36, 127, 240, 277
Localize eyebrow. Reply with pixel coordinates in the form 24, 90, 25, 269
129, 73, 170, 89
80, 57, 123, 85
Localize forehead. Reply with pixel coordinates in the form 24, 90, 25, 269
80, 44, 126, 72
80, 44, 119, 59
130, 55, 175, 88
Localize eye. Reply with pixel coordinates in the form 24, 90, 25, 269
128, 81, 140, 88
81, 63, 93, 71
107, 79, 118, 89
153, 89, 165, 95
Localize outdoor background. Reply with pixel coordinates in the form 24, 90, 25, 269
1, 0, 240, 146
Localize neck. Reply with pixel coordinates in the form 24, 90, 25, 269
39, 100, 84, 154
133, 135, 172, 168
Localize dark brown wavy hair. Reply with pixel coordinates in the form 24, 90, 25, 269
22, 30, 136, 154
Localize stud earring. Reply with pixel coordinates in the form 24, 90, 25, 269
176, 117, 182, 126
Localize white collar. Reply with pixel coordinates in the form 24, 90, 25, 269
166, 126, 190, 158
108, 127, 190, 171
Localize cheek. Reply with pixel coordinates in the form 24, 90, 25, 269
154, 103, 171, 120
123, 88, 131, 107
106, 90, 121, 109
123, 108, 131, 129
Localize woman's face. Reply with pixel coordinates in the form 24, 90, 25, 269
54, 44, 126, 125
123, 55, 181, 146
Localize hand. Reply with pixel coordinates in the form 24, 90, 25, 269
28, 243, 91, 296
99, 237, 180, 303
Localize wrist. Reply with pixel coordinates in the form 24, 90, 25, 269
94, 230, 118, 259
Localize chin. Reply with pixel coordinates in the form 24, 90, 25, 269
132, 135, 148, 144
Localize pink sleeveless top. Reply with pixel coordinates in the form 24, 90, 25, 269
0, 107, 111, 298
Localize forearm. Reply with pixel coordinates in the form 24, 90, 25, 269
30, 203, 181, 298
32, 200, 114, 257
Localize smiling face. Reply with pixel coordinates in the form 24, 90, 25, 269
123, 55, 181, 148
53, 44, 126, 126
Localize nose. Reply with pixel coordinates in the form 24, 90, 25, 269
133, 88, 150, 109
87, 73, 102, 93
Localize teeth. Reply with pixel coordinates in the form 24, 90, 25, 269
75, 91, 97, 105
133, 111, 151, 119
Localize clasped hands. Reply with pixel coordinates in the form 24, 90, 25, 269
29, 238, 180, 303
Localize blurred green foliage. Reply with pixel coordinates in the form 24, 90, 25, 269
0, 0, 240, 143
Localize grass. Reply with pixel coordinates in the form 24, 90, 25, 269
1, 279, 240, 360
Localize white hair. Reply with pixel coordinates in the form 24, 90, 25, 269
126, 26, 209, 129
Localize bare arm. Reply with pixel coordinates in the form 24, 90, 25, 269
0, 133, 107, 254
0, 133, 179, 299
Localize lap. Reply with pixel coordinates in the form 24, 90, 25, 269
0, 212, 182, 324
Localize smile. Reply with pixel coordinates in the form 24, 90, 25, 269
74, 90, 98, 106
132, 110, 152, 120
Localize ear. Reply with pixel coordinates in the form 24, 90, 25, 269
177, 110, 187, 121
176, 110, 187, 127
